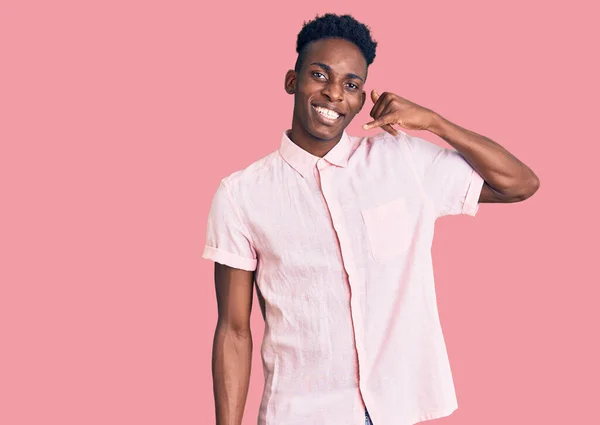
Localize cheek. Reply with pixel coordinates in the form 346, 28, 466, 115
299, 80, 321, 97
349, 97, 364, 115
295, 85, 313, 101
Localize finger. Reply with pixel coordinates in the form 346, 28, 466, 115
370, 94, 391, 121
370, 98, 389, 121
379, 104, 402, 135
363, 114, 396, 130
370, 89, 380, 104
381, 124, 398, 136
369, 90, 383, 118
378, 103, 395, 120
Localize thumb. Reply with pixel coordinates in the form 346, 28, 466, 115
371, 89, 380, 104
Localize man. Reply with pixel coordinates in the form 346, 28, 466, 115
202, 13, 539, 425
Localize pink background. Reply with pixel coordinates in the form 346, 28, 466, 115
1, 1, 597, 424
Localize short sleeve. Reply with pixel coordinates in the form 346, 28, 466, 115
201, 180, 258, 271
403, 133, 485, 218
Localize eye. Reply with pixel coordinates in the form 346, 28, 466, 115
312, 71, 326, 80
346, 82, 359, 90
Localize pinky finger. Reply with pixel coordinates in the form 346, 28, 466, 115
383, 124, 399, 136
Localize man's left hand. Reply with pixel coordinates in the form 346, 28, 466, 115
363, 90, 437, 136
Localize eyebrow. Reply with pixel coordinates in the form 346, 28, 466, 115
310, 62, 365, 83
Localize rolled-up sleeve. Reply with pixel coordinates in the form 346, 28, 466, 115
403, 133, 485, 218
201, 180, 257, 271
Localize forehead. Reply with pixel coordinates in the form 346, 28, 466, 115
303, 38, 367, 77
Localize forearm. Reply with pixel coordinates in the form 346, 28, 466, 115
428, 113, 539, 199
212, 324, 253, 425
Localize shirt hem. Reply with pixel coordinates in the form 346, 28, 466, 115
409, 404, 458, 425
202, 245, 257, 271
462, 168, 485, 216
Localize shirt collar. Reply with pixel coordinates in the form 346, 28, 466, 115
278, 129, 353, 178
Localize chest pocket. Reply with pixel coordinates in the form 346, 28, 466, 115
361, 197, 412, 263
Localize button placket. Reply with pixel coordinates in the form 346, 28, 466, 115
317, 161, 367, 401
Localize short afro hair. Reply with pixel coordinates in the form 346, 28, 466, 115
294, 13, 377, 74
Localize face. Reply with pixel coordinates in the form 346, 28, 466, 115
285, 38, 367, 142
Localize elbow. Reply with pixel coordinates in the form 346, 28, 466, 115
519, 172, 540, 201
216, 320, 252, 340
528, 174, 541, 197
507, 173, 540, 202
488, 170, 540, 203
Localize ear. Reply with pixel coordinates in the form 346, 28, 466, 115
284, 69, 297, 95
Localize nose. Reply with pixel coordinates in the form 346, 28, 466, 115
322, 81, 343, 102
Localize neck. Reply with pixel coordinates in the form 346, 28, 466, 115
289, 116, 343, 158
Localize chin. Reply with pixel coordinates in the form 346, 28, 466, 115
308, 127, 338, 141
307, 120, 347, 142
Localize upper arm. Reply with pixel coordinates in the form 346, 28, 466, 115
479, 181, 511, 203
478, 179, 539, 203
202, 179, 258, 332
214, 262, 255, 333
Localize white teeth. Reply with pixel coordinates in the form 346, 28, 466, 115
314, 106, 340, 119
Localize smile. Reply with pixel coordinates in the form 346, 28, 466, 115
312, 104, 342, 120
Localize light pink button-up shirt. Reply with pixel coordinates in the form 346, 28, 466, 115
202, 129, 484, 425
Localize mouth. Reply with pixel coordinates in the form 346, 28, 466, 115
311, 104, 344, 125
